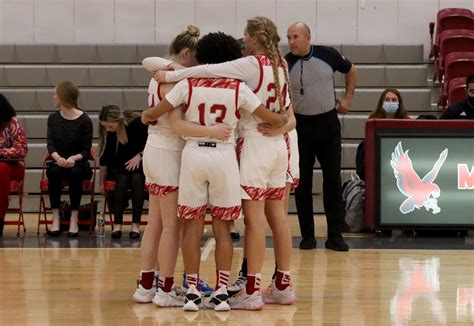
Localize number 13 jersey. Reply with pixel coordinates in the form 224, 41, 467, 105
165, 77, 261, 144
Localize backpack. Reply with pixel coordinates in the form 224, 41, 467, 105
342, 174, 365, 232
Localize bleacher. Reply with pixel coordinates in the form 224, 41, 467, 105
0, 43, 435, 214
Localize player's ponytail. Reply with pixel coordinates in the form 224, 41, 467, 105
246, 17, 285, 111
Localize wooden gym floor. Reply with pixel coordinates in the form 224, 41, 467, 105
0, 214, 473, 325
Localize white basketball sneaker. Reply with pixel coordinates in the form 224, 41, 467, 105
183, 285, 203, 311
152, 287, 185, 307
227, 272, 247, 297
262, 282, 296, 305
133, 283, 155, 303
228, 288, 264, 310
205, 286, 231, 311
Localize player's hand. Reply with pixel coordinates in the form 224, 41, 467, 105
141, 111, 157, 125
280, 111, 289, 124
125, 154, 141, 171
209, 123, 232, 141
336, 96, 352, 115
153, 70, 169, 83
257, 123, 280, 137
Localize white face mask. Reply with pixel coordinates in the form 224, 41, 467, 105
383, 101, 399, 114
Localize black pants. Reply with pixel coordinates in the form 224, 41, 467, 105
294, 109, 343, 238
112, 170, 145, 225
47, 164, 92, 210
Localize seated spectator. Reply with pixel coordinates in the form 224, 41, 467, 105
368, 88, 409, 119
358, 89, 409, 180
0, 94, 28, 237
439, 75, 474, 119
98, 105, 148, 239
46, 81, 93, 237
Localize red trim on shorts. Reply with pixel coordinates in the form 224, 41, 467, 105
235, 80, 241, 119
266, 187, 286, 200
242, 186, 268, 201
184, 79, 193, 113
178, 204, 207, 220
236, 138, 244, 164
210, 205, 241, 220
157, 82, 163, 101
253, 56, 264, 93
146, 183, 178, 197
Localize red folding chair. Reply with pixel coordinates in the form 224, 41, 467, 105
429, 8, 473, 60
434, 29, 474, 82
439, 52, 474, 107
102, 180, 148, 230
4, 179, 26, 237
37, 148, 97, 235
447, 77, 467, 106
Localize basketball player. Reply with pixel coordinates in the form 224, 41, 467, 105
133, 25, 224, 306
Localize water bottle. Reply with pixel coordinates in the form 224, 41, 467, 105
97, 212, 105, 237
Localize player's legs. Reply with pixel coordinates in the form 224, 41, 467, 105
133, 193, 162, 303
156, 191, 181, 279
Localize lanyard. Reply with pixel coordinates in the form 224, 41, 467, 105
300, 60, 304, 95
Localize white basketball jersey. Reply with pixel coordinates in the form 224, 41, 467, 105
146, 78, 184, 150
238, 54, 290, 134
184, 78, 242, 143
147, 78, 174, 137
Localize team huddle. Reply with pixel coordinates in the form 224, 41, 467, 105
133, 17, 299, 311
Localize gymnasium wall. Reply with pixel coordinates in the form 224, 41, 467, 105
1, 0, 473, 58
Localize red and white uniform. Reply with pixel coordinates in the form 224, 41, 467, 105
142, 78, 184, 196
237, 55, 291, 200
164, 54, 292, 201
165, 77, 261, 220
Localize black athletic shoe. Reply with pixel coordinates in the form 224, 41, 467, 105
230, 230, 240, 240
325, 236, 349, 251
299, 237, 317, 250
111, 230, 122, 239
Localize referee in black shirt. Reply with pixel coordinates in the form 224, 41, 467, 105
285, 22, 357, 251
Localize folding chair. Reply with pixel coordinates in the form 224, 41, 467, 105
4, 179, 26, 237
102, 180, 148, 230
37, 148, 97, 235
439, 52, 474, 107
434, 29, 474, 82
429, 8, 473, 60
447, 78, 467, 106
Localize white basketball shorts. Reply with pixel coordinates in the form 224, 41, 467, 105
178, 141, 242, 220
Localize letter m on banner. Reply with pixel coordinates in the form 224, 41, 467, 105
458, 164, 474, 190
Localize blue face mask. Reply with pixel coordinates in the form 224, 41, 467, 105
383, 101, 399, 114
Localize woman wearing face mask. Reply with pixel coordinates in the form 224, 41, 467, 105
368, 88, 409, 119
355, 89, 409, 182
